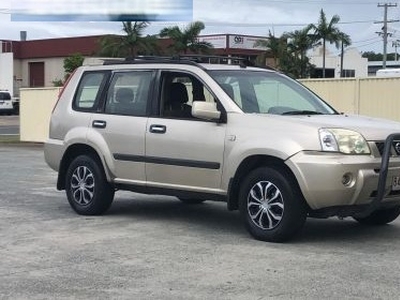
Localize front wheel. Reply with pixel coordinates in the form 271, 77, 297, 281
65, 155, 114, 215
239, 167, 307, 242
354, 207, 400, 225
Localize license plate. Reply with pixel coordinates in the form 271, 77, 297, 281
392, 176, 400, 191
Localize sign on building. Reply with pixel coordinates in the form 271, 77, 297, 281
228, 35, 268, 50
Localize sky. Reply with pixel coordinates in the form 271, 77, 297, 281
1, 0, 400, 54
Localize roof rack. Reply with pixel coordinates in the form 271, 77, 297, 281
100, 55, 266, 69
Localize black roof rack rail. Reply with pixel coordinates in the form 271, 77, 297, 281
100, 55, 276, 71
102, 56, 205, 70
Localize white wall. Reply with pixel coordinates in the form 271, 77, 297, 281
20, 87, 60, 142
0, 52, 14, 94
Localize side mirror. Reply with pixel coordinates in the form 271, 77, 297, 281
192, 101, 221, 121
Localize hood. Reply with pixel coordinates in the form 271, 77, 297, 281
257, 113, 400, 141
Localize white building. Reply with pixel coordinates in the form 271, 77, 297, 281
309, 46, 368, 78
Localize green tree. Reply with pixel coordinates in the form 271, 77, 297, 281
254, 30, 287, 69
362, 51, 395, 61
64, 53, 84, 76
99, 21, 159, 57
52, 53, 84, 86
310, 9, 342, 78
159, 21, 212, 54
255, 29, 315, 78
285, 26, 315, 78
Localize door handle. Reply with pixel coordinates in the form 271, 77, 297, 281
92, 120, 107, 129
149, 124, 167, 134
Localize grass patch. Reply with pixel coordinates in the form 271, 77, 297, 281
0, 135, 20, 143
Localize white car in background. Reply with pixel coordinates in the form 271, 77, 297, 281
0, 91, 14, 115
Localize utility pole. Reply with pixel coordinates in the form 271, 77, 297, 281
375, 3, 399, 68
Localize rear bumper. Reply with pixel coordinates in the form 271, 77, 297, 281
286, 134, 400, 213
44, 138, 64, 172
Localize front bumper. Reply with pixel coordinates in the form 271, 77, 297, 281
286, 134, 400, 215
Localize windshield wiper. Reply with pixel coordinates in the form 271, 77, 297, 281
281, 110, 324, 115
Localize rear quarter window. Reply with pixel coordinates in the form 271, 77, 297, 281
73, 71, 108, 111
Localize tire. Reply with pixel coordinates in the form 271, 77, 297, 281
354, 207, 400, 225
239, 167, 307, 242
65, 155, 114, 215
178, 197, 206, 204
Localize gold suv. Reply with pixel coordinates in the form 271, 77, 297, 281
44, 56, 400, 242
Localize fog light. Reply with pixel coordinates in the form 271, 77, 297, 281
342, 173, 354, 187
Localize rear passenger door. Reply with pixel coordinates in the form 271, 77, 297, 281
88, 70, 154, 183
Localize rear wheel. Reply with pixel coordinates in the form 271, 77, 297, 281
65, 155, 114, 215
239, 167, 307, 242
354, 207, 400, 225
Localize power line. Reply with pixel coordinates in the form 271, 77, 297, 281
375, 3, 399, 68
353, 37, 382, 44
251, 0, 380, 4
205, 20, 375, 28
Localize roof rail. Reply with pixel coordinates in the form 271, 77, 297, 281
99, 55, 265, 69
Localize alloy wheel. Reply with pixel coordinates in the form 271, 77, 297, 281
70, 166, 95, 206
247, 181, 284, 230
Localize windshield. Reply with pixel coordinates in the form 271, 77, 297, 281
209, 70, 337, 115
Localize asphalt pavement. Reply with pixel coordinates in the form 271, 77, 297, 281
1, 145, 400, 299
0, 115, 19, 135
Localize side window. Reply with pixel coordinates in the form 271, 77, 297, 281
161, 72, 216, 119
105, 71, 152, 116
74, 72, 106, 111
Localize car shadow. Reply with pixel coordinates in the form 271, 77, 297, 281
300, 217, 400, 244
105, 193, 400, 244
107, 193, 247, 237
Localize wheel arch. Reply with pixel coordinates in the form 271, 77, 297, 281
227, 155, 307, 211
57, 143, 110, 190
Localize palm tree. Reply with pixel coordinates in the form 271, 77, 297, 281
159, 21, 212, 54
286, 26, 314, 78
310, 9, 342, 78
254, 30, 287, 68
339, 32, 352, 77
99, 21, 159, 57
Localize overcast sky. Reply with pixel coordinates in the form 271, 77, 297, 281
1, 0, 400, 54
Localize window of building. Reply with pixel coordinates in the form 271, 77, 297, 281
341, 69, 355, 78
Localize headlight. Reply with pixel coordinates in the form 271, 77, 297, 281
319, 128, 370, 154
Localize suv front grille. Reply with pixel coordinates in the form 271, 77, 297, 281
375, 141, 400, 156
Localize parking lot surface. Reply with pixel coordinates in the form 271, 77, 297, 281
0, 116, 19, 135
1, 145, 400, 299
